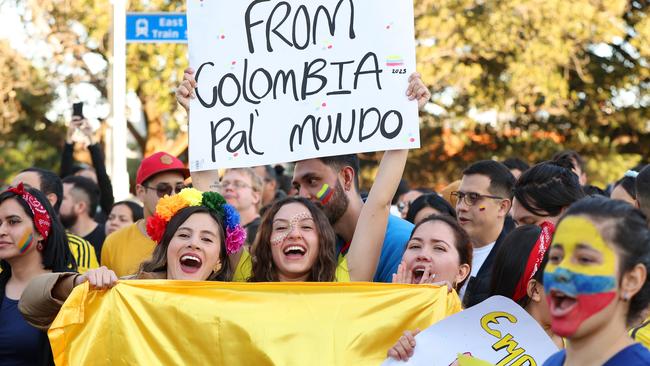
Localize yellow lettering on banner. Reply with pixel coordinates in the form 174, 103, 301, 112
480, 311, 536, 366
480, 311, 518, 338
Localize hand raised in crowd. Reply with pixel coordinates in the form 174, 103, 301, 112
387, 328, 421, 361
66, 116, 97, 146
392, 261, 454, 293
74, 266, 119, 290
406, 72, 431, 110
176, 67, 197, 113
392, 261, 435, 284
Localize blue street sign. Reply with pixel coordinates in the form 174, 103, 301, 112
126, 13, 187, 43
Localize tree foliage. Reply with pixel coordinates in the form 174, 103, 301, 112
1, 0, 648, 188
0, 40, 64, 183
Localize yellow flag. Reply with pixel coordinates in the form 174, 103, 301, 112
49, 281, 461, 365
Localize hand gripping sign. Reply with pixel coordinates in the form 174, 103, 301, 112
382, 296, 559, 366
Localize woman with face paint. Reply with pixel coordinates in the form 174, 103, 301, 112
18, 188, 245, 331
0, 184, 76, 365
248, 149, 409, 282
543, 197, 650, 366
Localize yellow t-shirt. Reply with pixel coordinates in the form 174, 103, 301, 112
67, 233, 99, 274
631, 317, 650, 350
101, 221, 156, 277
232, 250, 350, 282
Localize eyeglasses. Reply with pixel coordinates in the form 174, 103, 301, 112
451, 191, 503, 206
219, 180, 251, 190
144, 183, 185, 198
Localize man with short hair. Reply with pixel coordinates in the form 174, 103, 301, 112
636, 165, 650, 225
101, 152, 189, 277
553, 150, 588, 185
253, 165, 286, 208
221, 168, 263, 246
511, 160, 585, 227
11, 167, 99, 273
60, 176, 105, 255
293, 154, 414, 282
454, 160, 515, 307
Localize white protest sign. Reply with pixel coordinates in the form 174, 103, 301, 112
187, 0, 419, 171
382, 296, 559, 366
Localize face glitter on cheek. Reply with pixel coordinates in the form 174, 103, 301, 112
479, 205, 486, 212
271, 212, 313, 247
543, 216, 618, 337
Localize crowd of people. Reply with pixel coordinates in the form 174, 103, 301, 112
1, 68, 650, 366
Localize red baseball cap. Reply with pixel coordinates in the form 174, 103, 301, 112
136, 152, 190, 185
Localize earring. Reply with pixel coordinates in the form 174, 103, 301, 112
37, 242, 43, 251
622, 293, 630, 301
212, 259, 222, 273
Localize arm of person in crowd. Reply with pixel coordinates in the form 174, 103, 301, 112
345, 73, 430, 282
346, 149, 408, 281
19, 267, 119, 331
84, 119, 115, 215
387, 329, 420, 361
60, 118, 82, 178
176, 68, 245, 269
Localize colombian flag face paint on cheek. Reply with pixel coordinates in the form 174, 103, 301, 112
17, 229, 35, 254
543, 216, 617, 337
316, 184, 334, 205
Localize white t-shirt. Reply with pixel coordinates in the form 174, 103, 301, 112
458, 241, 496, 300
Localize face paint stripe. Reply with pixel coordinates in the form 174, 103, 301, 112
316, 184, 333, 204
548, 291, 617, 337
544, 271, 616, 296
18, 232, 34, 254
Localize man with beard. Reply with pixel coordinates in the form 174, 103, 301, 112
60, 176, 105, 256
292, 155, 415, 282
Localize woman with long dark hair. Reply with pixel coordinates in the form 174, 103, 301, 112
0, 184, 76, 365
543, 197, 650, 365
248, 149, 409, 282
489, 222, 563, 348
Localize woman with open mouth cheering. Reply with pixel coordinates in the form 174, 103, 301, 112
543, 197, 650, 365
18, 188, 246, 331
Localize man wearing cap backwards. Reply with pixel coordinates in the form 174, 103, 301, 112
101, 152, 189, 277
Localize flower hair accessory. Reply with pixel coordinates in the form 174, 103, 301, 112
146, 188, 246, 254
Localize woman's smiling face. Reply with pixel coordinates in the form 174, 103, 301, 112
166, 212, 222, 281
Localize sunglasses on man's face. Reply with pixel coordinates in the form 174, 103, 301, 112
144, 183, 185, 198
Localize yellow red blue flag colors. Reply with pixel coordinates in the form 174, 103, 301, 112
49, 281, 461, 365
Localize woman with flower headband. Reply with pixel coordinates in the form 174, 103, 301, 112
0, 184, 76, 365
18, 188, 246, 331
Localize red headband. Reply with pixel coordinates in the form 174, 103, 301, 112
6, 183, 51, 242
512, 221, 555, 302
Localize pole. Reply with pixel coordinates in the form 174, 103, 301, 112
109, 0, 129, 200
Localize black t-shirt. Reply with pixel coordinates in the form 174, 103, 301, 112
84, 223, 106, 260
244, 217, 261, 246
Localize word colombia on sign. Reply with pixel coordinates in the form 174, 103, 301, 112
187, 0, 419, 170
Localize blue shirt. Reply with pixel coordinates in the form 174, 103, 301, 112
0, 295, 41, 366
338, 214, 414, 283
543, 343, 650, 366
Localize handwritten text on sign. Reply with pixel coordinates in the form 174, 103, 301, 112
187, 0, 418, 170
382, 296, 559, 366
